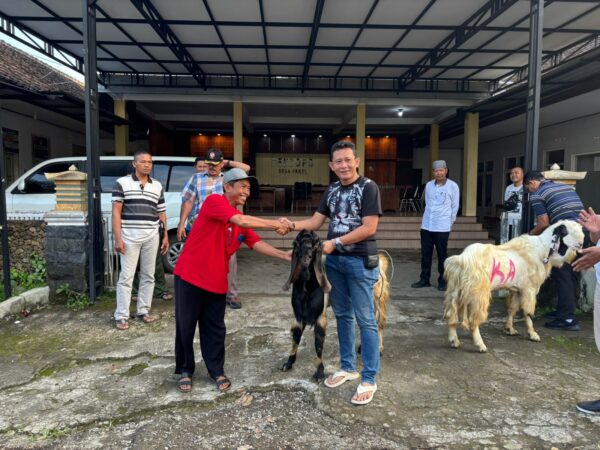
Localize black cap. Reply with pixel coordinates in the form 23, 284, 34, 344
205, 149, 223, 165
524, 170, 544, 183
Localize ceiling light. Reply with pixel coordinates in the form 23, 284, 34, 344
397, 109, 404, 117
198, 133, 202, 136
291, 134, 295, 138
346, 135, 350, 138
385, 135, 389, 138
217, 133, 221, 136
318, 135, 322, 138
367, 135, 371, 138
263, 134, 268, 137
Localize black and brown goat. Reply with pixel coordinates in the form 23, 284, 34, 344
281, 230, 392, 381
281, 230, 331, 381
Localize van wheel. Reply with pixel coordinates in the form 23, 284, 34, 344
162, 232, 184, 273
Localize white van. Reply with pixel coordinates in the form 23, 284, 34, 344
6, 156, 197, 272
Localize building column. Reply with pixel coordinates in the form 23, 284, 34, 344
356, 103, 366, 175
462, 112, 479, 217
233, 101, 243, 163
114, 99, 128, 156
429, 123, 439, 169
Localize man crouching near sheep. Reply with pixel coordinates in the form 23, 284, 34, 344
525, 170, 588, 331
281, 140, 383, 405
173, 168, 291, 394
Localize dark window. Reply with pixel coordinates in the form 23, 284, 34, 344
168, 164, 196, 193
152, 163, 169, 188
19, 162, 80, 194
100, 160, 132, 193
546, 149, 564, 169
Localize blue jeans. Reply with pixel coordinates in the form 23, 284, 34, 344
326, 254, 380, 384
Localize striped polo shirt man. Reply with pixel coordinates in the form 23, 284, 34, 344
112, 172, 166, 243
530, 180, 584, 223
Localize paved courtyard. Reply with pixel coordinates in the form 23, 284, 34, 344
0, 249, 599, 449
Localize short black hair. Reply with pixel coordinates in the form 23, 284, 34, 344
194, 156, 204, 164
330, 140, 356, 160
524, 170, 544, 183
133, 149, 151, 161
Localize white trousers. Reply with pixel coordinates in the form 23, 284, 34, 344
114, 232, 159, 321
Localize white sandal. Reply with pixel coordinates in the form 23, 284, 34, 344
324, 370, 360, 388
351, 383, 377, 405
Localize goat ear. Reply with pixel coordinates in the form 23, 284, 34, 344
553, 224, 568, 239
313, 245, 332, 293
283, 248, 301, 291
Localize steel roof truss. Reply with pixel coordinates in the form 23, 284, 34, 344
129, 0, 205, 88
398, 0, 518, 91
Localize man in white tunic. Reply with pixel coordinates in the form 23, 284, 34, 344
411, 160, 460, 291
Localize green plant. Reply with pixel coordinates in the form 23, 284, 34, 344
0, 254, 48, 301
56, 283, 90, 311
9, 254, 47, 291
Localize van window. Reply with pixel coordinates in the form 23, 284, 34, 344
168, 164, 196, 192
18, 162, 80, 194
152, 163, 169, 189
100, 160, 133, 192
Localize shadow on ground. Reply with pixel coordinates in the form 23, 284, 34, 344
0, 249, 599, 449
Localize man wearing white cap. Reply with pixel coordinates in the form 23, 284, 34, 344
411, 160, 460, 291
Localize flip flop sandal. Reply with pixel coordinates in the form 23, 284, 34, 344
215, 376, 231, 392
115, 319, 129, 330
177, 373, 193, 393
135, 314, 157, 324
351, 383, 377, 405
160, 293, 173, 301
324, 370, 360, 388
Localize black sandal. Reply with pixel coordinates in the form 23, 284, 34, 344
177, 373, 193, 393
215, 375, 231, 392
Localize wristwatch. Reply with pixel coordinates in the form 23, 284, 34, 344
334, 237, 344, 252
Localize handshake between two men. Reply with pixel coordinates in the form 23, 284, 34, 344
272, 217, 336, 255
273, 217, 296, 236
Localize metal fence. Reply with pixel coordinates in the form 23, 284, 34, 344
102, 213, 119, 288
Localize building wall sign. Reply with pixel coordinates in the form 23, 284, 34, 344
256, 153, 329, 186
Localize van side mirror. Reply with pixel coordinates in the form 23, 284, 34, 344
17, 179, 26, 192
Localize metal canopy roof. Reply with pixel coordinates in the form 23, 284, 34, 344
2, 0, 599, 94
1, 0, 600, 135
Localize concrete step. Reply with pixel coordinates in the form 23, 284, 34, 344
375, 222, 484, 231
260, 236, 493, 249
253, 214, 490, 250
259, 229, 490, 240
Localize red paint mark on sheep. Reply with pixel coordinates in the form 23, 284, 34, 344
490, 258, 516, 285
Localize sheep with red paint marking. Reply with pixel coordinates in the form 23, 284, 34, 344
442, 220, 584, 353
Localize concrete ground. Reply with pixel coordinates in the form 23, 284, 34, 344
1, 249, 600, 449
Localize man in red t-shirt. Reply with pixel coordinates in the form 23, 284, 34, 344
173, 168, 290, 393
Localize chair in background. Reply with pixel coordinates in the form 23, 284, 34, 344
399, 185, 413, 216
408, 185, 421, 214
291, 181, 312, 213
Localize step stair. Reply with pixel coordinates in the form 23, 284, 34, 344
255, 215, 493, 250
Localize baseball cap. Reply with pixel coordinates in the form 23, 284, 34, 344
223, 168, 256, 184
205, 149, 223, 165
432, 160, 447, 170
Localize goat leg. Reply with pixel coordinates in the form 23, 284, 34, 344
282, 321, 305, 372
311, 315, 327, 382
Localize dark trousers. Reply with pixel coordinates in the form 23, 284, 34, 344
551, 264, 578, 321
174, 276, 226, 379
551, 228, 591, 321
419, 229, 450, 284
